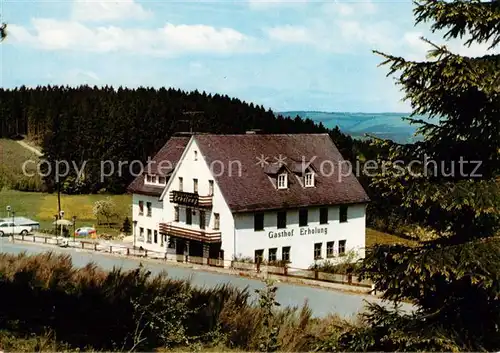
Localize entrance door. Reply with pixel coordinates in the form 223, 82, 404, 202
199, 210, 206, 230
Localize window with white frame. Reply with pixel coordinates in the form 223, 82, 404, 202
277, 173, 288, 189
304, 171, 314, 187
194, 151, 198, 160
214, 213, 220, 230
209, 180, 214, 196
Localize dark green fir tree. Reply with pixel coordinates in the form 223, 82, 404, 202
333, 0, 500, 351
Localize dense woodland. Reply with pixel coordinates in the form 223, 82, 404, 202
0, 85, 367, 191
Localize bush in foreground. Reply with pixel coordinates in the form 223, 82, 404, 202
0, 252, 356, 352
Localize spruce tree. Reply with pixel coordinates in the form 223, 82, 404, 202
338, 1, 500, 351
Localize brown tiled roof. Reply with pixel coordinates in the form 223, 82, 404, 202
194, 134, 370, 212
127, 137, 190, 197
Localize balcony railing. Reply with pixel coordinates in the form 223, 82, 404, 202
159, 223, 221, 243
169, 190, 213, 208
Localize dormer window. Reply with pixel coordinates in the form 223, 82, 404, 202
146, 175, 152, 183
151, 175, 157, 183
304, 171, 314, 187
277, 173, 288, 189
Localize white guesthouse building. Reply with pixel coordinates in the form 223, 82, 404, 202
127, 133, 370, 269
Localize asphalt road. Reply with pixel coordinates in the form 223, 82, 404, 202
0, 238, 413, 318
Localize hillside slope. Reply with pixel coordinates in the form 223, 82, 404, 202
0, 138, 44, 191
280, 111, 430, 143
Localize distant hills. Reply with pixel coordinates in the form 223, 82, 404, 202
279, 111, 430, 143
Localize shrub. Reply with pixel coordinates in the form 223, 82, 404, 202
0, 252, 358, 351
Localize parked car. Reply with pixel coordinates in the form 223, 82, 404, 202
74, 227, 97, 237
0, 222, 32, 236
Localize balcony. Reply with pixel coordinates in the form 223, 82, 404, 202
159, 222, 221, 243
169, 190, 213, 208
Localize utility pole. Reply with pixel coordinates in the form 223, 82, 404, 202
180, 111, 204, 133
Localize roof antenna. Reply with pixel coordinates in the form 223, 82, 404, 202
181, 111, 204, 133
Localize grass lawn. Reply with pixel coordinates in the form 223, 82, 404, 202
0, 139, 43, 190
366, 228, 416, 247
0, 189, 132, 236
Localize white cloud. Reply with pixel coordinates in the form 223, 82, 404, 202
322, 0, 377, 17
403, 30, 500, 61
8, 19, 265, 56
71, 0, 153, 22
266, 25, 313, 44
248, 0, 308, 10
265, 18, 396, 53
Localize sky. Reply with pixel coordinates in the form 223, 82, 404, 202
1, 0, 498, 113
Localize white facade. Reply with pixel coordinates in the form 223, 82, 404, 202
131, 193, 164, 247
131, 137, 367, 269
233, 204, 366, 269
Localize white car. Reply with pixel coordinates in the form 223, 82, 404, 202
0, 222, 32, 236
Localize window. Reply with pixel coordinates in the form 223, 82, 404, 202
174, 206, 179, 222
340, 205, 348, 223
209, 180, 214, 196
186, 208, 192, 225
194, 151, 198, 160
147, 229, 152, 243
277, 211, 287, 229
320, 207, 328, 224
214, 213, 220, 230
199, 210, 206, 230
255, 249, 264, 263
314, 243, 322, 260
179, 177, 183, 191
282, 246, 291, 262
138, 201, 144, 215
304, 172, 314, 187
146, 175, 152, 183
299, 208, 308, 226
161, 233, 164, 247
268, 248, 277, 262
193, 179, 198, 193
277, 173, 287, 189
154, 230, 158, 244
339, 240, 346, 256
159, 176, 166, 184
326, 241, 334, 258
254, 212, 264, 231
151, 175, 157, 183
139, 227, 144, 241
146, 202, 152, 217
